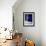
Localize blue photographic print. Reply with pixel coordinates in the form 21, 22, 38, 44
25, 14, 32, 22
23, 12, 35, 27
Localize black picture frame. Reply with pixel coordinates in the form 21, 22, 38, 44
23, 12, 35, 27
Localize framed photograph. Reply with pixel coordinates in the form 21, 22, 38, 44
23, 12, 35, 27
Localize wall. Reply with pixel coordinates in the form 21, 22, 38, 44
41, 0, 46, 46
0, 0, 16, 30
13, 0, 41, 46
0, 0, 17, 38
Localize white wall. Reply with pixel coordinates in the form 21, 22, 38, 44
13, 0, 41, 46
0, 0, 17, 30
41, 0, 46, 46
